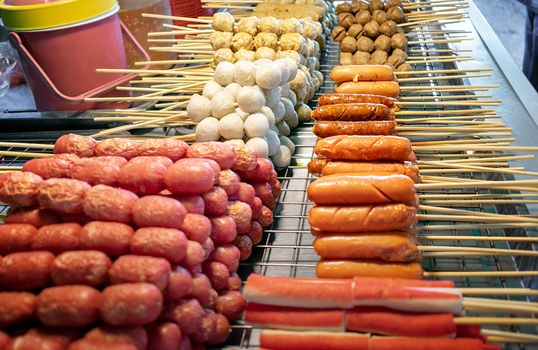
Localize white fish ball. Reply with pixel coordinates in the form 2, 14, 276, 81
279, 135, 296, 154
245, 137, 269, 158
279, 57, 298, 82
256, 62, 282, 90
259, 106, 275, 128
280, 82, 291, 98
274, 58, 291, 85
296, 103, 312, 122
271, 145, 292, 168
237, 86, 266, 113
288, 90, 297, 106
272, 101, 286, 124
187, 94, 211, 123
218, 113, 245, 139
202, 80, 223, 100
265, 129, 281, 157
224, 139, 246, 147
196, 117, 220, 141
234, 60, 257, 86
214, 61, 235, 86
255, 58, 272, 66
264, 87, 281, 109
224, 82, 242, 99
276, 120, 290, 136
244, 112, 270, 138
211, 91, 236, 119
235, 107, 250, 120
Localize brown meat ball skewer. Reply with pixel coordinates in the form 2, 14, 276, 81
340, 52, 353, 65
352, 0, 370, 13
340, 36, 358, 53
391, 33, 408, 50
353, 51, 371, 64
387, 6, 405, 23
369, 0, 385, 12
374, 35, 391, 51
338, 13, 356, 29
380, 20, 398, 36
397, 63, 413, 72
336, 2, 353, 14
372, 10, 388, 24
369, 49, 388, 64
355, 10, 371, 25
364, 21, 380, 38
331, 26, 347, 42
348, 24, 364, 38
356, 36, 375, 52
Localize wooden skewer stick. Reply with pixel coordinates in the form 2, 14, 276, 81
395, 108, 495, 115
425, 271, 538, 278
400, 85, 499, 91
413, 138, 514, 145
141, 13, 212, 24
463, 298, 538, 314
407, 49, 472, 53
414, 145, 538, 151
398, 95, 494, 101
399, 131, 512, 137
419, 205, 538, 223
416, 179, 538, 190
90, 113, 187, 138
0, 142, 54, 150
459, 288, 538, 296
395, 68, 492, 75
454, 316, 538, 325
423, 235, 538, 242
423, 199, 538, 205
420, 245, 538, 256
408, 38, 472, 44
482, 329, 538, 342
420, 222, 538, 230
407, 57, 473, 64
398, 115, 500, 122
398, 14, 465, 27
398, 73, 491, 82
0, 151, 51, 158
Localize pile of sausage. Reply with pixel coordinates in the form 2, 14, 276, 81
187, 59, 303, 167
332, 0, 410, 71
210, 12, 325, 107
242, 275, 500, 350
0, 134, 282, 350
305, 64, 424, 279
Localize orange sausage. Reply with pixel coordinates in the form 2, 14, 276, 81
318, 93, 397, 108
320, 161, 419, 183
313, 233, 420, 262
316, 260, 424, 279
309, 204, 416, 233
311, 104, 393, 121
313, 121, 397, 138
307, 158, 328, 175
335, 81, 400, 98
314, 136, 413, 162
330, 65, 395, 84
308, 175, 416, 206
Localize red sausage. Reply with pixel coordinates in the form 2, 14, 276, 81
253, 182, 275, 210
218, 170, 240, 196
0, 332, 11, 349
203, 261, 230, 291
51, 251, 111, 287
131, 227, 188, 264
92, 156, 128, 168
229, 182, 255, 206
187, 142, 236, 170
180, 213, 211, 243
100, 283, 163, 326
165, 159, 216, 195
5, 208, 59, 227
54, 153, 80, 164
215, 291, 247, 321
237, 158, 274, 182
23, 157, 71, 179
0, 292, 37, 327
246, 221, 263, 245
181, 241, 205, 273
6, 334, 66, 350
32, 223, 81, 254
210, 216, 238, 244
0, 251, 55, 290
191, 273, 212, 307
68, 340, 138, 350
70, 158, 121, 186
173, 195, 205, 215
227, 201, 253, 234
109, 255, 171, 290
83, 185, 138, 223
203, 186, 228, 216
0, 172, 43, 208
80, 221, 134, 257
0, 223, 36, 255
251, 197, 263, 220
201, 237, 215, 261
164, 267, 193, 302
192, 311, 217, 344
211, 244, 241, 273
54, 134, 97, 157
147, 322, 182, 350
231, 145, 257, 172
119, 157, 172, 195
257, 206, 274, 228
85, 326, 148, 350
37, 285, 101, 327
132, 196, 186, 229
95, 138, 140, 159
234, 235, 253, 261
162, 299, 205, 335
139, 139, 188, 161
208, 314, 231, 345
228, 273, 242, 291
37, 178, 90, 214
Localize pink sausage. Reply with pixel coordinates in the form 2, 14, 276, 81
191, 273, 212, 307
246, 221, 263, 245
95, 138, 140, 159
173, 195, 205, 215
203, 261, 230, 291
228, 273, 242, 291
187, 142, 236, 170
92, 156, 128, 168
109, 255, 171, 291
131, 227, 188, 264
218, 170, 240, 196
5, 208, 60, 228
211, 244, 240, 273
22, 157, 71, 179
181, 241, 205, 273
229, 183, 255, 206
37, 178, 90, 214
100, 283, 163, 326
251, 197, 263, 220
68, 340, 138, 350
163, 299, 205, 336
237, 158, 274, 182
215, 291, 246, 321
0, 251, 55, 290
210, 216, 238, 244
0, 172, 43, 208
32, 223, 81, 254
0, 292, 37, 327
164, 267, 193, 302
0, 223, 36, 255
180, 213, 211, 243
208, 313, 231, 345
119, 156, 172, 195
37, 285, 101, 327
165, 159, 216, 195
147, 322, 182, 350
253, 182, 276, 210
226, 201, 252, 234
85, 326, 148, 350
192, 311, 217, 344
83, 185, 138, 223
234, 235, 253, 261
54, 134, 97, 157
258, 205, 274, 228
138, 139, 188, 161
230, 145, 257, 172
132, 196, 186, 229
80, 221, 134, 257
51, 250, 111, 287
203, 186, 228, 216
70, 158, 121, 186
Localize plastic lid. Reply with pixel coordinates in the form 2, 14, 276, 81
0, 0, 118, 31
